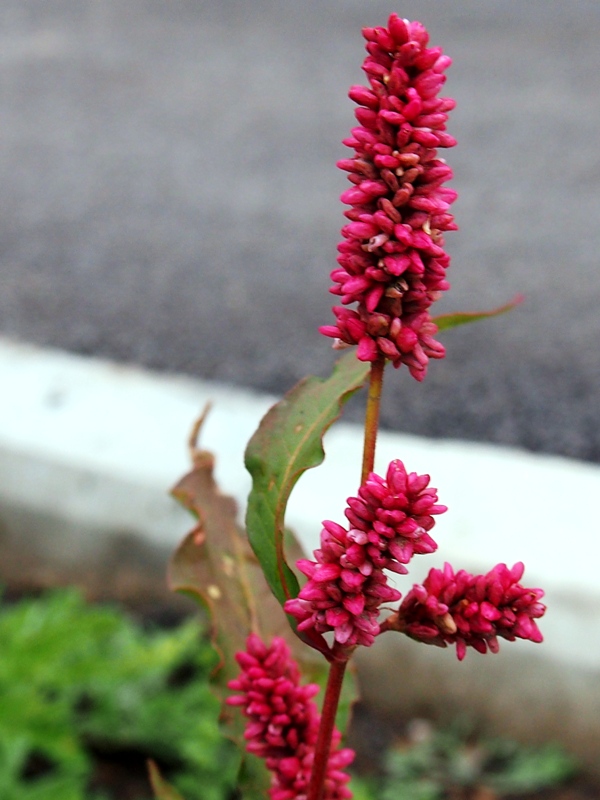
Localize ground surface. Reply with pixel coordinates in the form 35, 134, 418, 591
1, 1, 600, 461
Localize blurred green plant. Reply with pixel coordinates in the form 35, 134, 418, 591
351, 719, 578, 800
0, 588, 239, 800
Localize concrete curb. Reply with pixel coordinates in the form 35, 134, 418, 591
1, 336, 599, 767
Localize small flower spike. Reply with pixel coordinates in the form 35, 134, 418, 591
227, 634, 354, 800
396, 562, 546, 660
284, 461, 445, 648
320, 15, 457, 380
346, 459, 446, 572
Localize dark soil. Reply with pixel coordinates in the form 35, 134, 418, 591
88, 747, 157, 800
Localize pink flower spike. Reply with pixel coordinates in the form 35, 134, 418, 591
398, 562, 546, 658
323, 16, 457, 380
286, 460, 444, 650
227, 635, 354, 800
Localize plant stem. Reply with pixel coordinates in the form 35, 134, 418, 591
361, 357, 385, 483
306, 655, 348, 800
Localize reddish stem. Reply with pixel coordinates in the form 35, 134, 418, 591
306, 655, 349, 800
361, 357, 385, 483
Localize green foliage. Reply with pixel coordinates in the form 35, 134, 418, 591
0, 589, 238, 800
482, 739, 578, 795
355, 721, 578, 800
244, 350, 369, 643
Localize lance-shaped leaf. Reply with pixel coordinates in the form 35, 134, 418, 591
433, 294, 523, 332
169, 422, 257, 704
169, 416, 274, 797
244, 350, 369, 618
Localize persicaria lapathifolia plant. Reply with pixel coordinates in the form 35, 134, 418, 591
165, 14, 546, 800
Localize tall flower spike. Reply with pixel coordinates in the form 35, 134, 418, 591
284, 461, 445, 648
227, 634, 354, 800
320, 15, 457, 381
394, 562, 546, 660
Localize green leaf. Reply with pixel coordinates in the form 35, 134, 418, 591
433, 294, 523, 331
148, 760, 186, 800
244, 351, 369, 621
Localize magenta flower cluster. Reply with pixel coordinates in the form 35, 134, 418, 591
227, 634, 354, 800
397, 561, 546, 660
284, 459, 546, 660
320, 15, 457, 381
284, 460, 446, 647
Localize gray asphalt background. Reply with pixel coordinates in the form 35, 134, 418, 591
2, 1, 600, 462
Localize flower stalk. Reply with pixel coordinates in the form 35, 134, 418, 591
361, 357, 385, 482
307, 656, 349, 800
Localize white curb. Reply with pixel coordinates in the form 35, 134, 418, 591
1, 336, 599, 768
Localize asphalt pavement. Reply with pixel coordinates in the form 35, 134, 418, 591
1, 1, 600, 461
